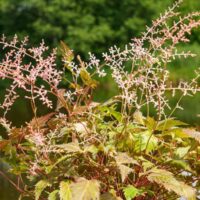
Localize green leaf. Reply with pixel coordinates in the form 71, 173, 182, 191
139, 157, 154, 172
145, 117, 156, 131
60, 41, 74, 72
80, 69, 98, 88
99, 105, 122, 122
46, 155, 69, 174
133, 131, 158, 153
123, 185, 141, 200
53, 142, 82, 153
157, 119, 187, 131
169, 159, 192, 172
59, 181, 72, 200
48, 190, 59, 200
70, 179, 100, 200
147, 168, 196, 200
84, 145, 99, 155
109, 109, 122, 122
35, 180, 50, 200
164, 128, 190, 138
133, 110, 144, 125
174, 146, 190, 158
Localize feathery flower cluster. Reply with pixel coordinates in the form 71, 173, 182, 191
98, 0, 200, 118
0, 35, 62, 115
0, 0, 200, 120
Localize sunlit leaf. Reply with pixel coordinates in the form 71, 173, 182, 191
53, 142, 82, 153
145, 117, 156, 131
60, 181, 72, 200
80, 68, 98, 88
60, 41, 74, 71
133, 131, 158, 153
70, 179, 100, 200
174, 146, 190, 158
147, 168, 196, 200
157, 119, 187, 131
46, 155, 69, 174
35, 180, 50, 200
48, 190, 59, 200
133, 110, 144, 125
169, 159, 192, 172
123, 185, 142, 200
118, 164, 133, 182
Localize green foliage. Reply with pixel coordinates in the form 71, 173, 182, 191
123, 185, 143, 200
146, 168, 196, 200
70, 179, 100, 200
49, 190, 59, 200
59, 182, 71, 200
35, 180, 51, 200
1, 106, 199, 199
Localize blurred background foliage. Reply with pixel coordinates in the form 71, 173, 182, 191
0, 0, 200, 124
0, 0, 200, 199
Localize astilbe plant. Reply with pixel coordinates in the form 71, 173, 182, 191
1, 0, 200, 199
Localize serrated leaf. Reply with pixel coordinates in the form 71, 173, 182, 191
59, 181, 72, 200
118, 164, 133, 182
123, 185, 141, 200
164, 128, 189, 138
29, 113, 55, 129
60, 41, 74, 70
48, 190, 59, 200
139, 157, 154, 172
115, 152, 138, 165
46, 155, 68, 174
145, 117, 156, 131
147, 168, 196, 200
169, 159, 192, 172
84, 145, 99, 154
115, 152, 137, 182
35, 180, 50, 200
80, 69, 98, 89
133, 131, 158, 153
70, 179, 100, 200
133, 110, 144, 125
174, 146, 190, 158
157, 119, 187, 131
53, 142, 82, 153
109, 109, 122, 122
